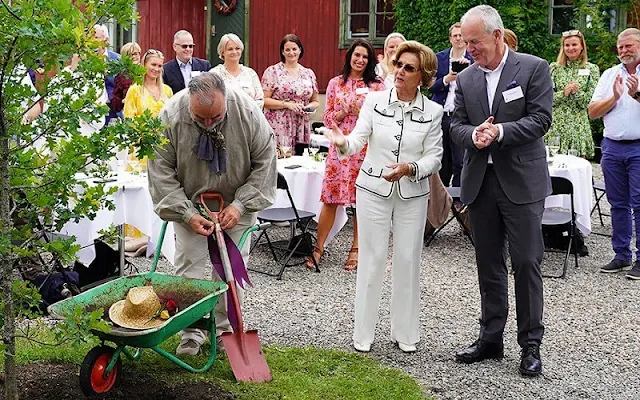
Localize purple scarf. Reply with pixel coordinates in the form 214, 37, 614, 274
192, 124, 227, 174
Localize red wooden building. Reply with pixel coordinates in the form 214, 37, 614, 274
124, 0, 636, 93
128, 0, 394, 92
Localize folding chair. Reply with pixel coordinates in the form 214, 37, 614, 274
542, 176, 578, 279
249, 172, 318, 280
590, 178, 611, 237
424, 187, 474, 247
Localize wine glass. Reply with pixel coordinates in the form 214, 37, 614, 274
279, 136, 292, 158
309, 138, 320, 158
128, 159, 141, 175
547, 135, 560, 156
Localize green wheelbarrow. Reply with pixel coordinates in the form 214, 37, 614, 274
48, 220, 261, 397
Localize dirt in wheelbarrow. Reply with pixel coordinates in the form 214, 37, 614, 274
1, 362, 236, 399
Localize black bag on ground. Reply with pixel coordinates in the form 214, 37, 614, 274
74, 239, 120, 288
542, 223, 588, 257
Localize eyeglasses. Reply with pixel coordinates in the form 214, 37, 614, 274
131, 51, 141, 56
391, 59, 418, 73
177, 44, 195, 49
562, 30, 582, 37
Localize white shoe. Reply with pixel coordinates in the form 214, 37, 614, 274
353, 341, 371, 353
176, 339, 201, 356
393, 340, 416, 353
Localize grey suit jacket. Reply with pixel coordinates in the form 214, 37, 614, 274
450, 50, 553, 205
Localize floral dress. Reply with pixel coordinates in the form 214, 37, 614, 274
321, 76, 385, 205
546, 61, 600, 158
261, 62, 318, 149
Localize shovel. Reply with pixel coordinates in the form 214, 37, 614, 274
199, 193, 272, 383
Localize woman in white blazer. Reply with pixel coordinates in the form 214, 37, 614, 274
325, 41, 443, 353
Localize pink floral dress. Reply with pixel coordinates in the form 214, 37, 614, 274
321, 76, 385, 205
261, 62, 318, 149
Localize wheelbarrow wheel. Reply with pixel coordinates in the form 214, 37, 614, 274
79, 345, 122, 396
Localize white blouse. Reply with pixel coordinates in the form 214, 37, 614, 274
210, 64, 264, 110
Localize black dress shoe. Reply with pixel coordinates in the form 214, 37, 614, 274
455, 339, 504, 364
519, 344, 542, 377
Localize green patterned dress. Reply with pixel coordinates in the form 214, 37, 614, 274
545, 60, 600, 158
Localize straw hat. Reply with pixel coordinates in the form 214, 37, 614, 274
108, 286, 165, 330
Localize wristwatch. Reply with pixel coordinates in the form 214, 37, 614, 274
633, 91, 640, 100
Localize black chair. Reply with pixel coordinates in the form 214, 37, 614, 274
424, 187, 474, 247
249, 172, 319, 279
542, 176, 578, 279
590, 178, 611, 236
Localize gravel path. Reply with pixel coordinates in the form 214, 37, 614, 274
136, 165, 639, 400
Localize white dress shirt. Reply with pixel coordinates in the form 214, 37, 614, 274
177, 57, 192, 88
474, 44, 509, 163
590, 63, 640, 141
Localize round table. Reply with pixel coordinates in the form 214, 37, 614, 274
547, 154, 593, 236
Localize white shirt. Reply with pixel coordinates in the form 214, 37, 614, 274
474, 45, 509, 163
590, 63, 640, 141
210, 64, 265, 109
177, 57, 192, 88
443, 50, 466, 112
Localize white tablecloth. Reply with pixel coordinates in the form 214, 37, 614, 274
276, 156, 348, 243
60, 156, 348, 266
547, 154, 593, 236
59, 174, 176, 265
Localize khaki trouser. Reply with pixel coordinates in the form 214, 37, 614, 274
174, 213, 256, 345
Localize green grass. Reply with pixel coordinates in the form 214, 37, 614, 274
10, 330, 430, 400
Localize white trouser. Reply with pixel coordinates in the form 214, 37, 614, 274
174, 213, 256, 345
353, 187, 427, 347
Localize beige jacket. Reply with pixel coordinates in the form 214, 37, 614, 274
148, 88, 277, 224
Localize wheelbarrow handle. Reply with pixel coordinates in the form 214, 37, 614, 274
199, 193, 224, 221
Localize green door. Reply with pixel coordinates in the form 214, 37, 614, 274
207, 0, 246, 67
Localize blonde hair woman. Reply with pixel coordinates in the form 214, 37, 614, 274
546, 30, 600, 157
124, 49, 173, 118
503, 29, 518, 51
375, 32, 406, 88
326, 41, 443, 354
111, 42, 142, 115
210, 33, 264, 109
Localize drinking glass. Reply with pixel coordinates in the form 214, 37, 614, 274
567, 149, 579, 157
309, 137, 320, 157
547, 136, 560, 156
279, 136, 292, 158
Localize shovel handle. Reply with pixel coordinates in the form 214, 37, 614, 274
214, 222, 244, 332
199, 193, 224, 221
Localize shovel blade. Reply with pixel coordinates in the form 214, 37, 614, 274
221, 330, 272, 382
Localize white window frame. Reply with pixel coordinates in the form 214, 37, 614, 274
339, 0, 396, 49
549, 1, 627, 36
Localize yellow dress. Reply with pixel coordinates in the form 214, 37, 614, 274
122, 83, 173, 238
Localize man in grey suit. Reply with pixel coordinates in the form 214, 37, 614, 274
450, 5, 553, 377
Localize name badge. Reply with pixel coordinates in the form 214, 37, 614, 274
578, 68, 590, 76
355, 87, 369, 95
502, 86, 524, 103
191, 71, 202, 78
301, 79, 312, 87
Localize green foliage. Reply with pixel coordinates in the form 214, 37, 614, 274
393, 0, 635, 69
0, 281, 42, 330
394, 0, 555, 59
1, 0, 166, 264
0, 1, 167, 392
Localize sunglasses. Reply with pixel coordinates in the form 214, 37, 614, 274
391, 59, 418, 73
177, 44, 195, 49
562, 30, 582, 37
143, 49, 164, 61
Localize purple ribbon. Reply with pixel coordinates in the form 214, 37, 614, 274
207, 231, 252, 332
